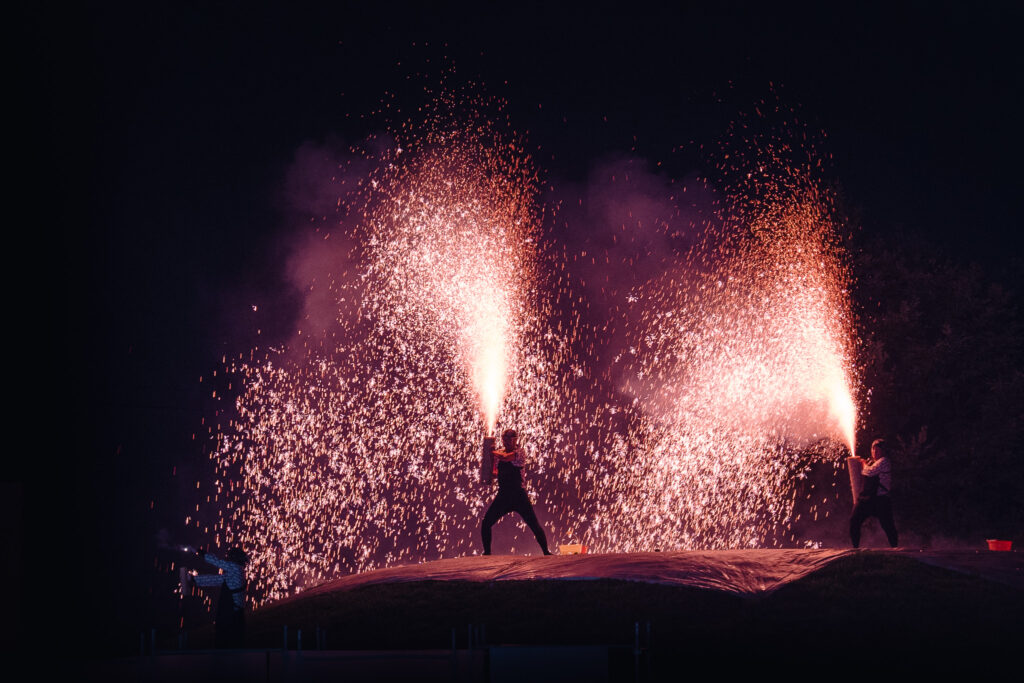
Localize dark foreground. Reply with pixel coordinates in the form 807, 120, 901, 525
88, 550, 1023, 681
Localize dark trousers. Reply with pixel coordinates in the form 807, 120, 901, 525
849, 495, 898, 548
215, 608, 245, 648
214, 586, 245, 649
481, 487, 550, 555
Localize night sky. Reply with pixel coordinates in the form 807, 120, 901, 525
19, 2, 1023, 650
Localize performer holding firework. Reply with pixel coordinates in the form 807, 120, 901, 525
849, 438, 899, 548
481, 428, 552, 556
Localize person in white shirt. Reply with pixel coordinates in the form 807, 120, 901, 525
849, 438, 899, 548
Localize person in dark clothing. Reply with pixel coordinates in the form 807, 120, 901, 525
481, 429, 552, 556
192, 546, 249, 648
849, 438, 899, 548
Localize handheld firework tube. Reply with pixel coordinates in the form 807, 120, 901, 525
846, 456, 864, 504
482, 436, 496, 484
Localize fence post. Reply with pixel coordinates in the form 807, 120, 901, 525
282, 625, 289, 680
451, 627, 458, 679
646, 620, 652, 675
633, 621, 640, 682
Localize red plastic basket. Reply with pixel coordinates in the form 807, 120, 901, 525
986, 539, 1012, 551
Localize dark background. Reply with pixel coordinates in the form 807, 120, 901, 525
14, 1, 1022, 653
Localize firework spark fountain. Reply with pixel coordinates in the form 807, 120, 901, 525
194, 88, 593, 604
190, 88, 860, 606
584, 110, 859, 551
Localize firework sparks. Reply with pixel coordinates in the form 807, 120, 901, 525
190, 88, 859, 605
585, 113, 859, 551
196, 89, 591, 604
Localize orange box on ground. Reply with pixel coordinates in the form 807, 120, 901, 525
559, 544, 588, 555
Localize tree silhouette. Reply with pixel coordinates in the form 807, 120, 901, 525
854, 237, 1022, 543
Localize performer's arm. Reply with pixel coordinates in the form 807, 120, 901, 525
494, 447, 526, 467
192, 571, 225, 588
861, 457, 889, 478
197, 553, 244, 587
201, 552, 233, 571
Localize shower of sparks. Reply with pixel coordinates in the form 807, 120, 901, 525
189, 88, 859, 605
585, 111, 859, 551
194, 88, 593, 605
364, 120, 527, 438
